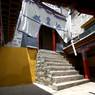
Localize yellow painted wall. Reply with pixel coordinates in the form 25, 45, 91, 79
0, 47, 37, 86
27, 48, 37, 82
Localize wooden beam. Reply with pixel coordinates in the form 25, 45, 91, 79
82, 51, 90, 79
52, 31, 56, 51
81, 17, 95, 29
64, 33, 95, 54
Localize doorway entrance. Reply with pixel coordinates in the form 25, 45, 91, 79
39, 25, 55, 50
39, 25, 64, 51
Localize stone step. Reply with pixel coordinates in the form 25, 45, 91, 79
45, 58, 69, 63
38, 49, 65, 59
52, 75, 83, 83
38, 49, 59, 55
37, 50, 87, 90
52, 79, 89, 90
37, 58, 69, 64
49, 70, 78, 76
37, 56, 64, 60
45, 66, 75, 71
37, 52, 63, 57
37, 55, 64, 60
45, 62, 72, 66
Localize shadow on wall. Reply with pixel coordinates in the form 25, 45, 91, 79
0, 47, 37, 87
0, 84, 52, 95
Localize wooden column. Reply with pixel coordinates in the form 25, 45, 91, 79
52, 31, 56, 51
82, 51, 90, 79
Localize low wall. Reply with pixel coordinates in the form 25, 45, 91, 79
0, 47, 37, 86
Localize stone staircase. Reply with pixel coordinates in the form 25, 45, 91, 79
36, 49, 89, 90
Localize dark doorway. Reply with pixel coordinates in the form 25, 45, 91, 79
39, 25, 54, 50
87, 47, 95, 81
39, 25, 64, 51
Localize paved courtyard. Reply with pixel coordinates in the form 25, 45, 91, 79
35, 82, 95, 95
0, 82, 95, 95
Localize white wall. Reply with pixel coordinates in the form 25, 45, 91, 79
71, 13, 93, 38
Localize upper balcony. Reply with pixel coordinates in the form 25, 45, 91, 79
63, 17, 95, 54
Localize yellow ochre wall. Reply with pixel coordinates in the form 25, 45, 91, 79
0, 47, 37, 86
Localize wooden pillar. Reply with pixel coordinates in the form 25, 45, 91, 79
52, 31, 56, 51
82, 51, 90, 79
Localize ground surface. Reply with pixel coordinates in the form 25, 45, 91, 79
0, 82, 95, 95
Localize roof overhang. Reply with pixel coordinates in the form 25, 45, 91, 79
63, 32, 95, 54
40, 0, 95, 16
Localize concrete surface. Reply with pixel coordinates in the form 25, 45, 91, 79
0, 82, 95, 95
0, 84, 52, 95
52, 82, 95, 95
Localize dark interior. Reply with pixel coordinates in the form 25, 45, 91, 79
39, 25, 53, 50
87, 47, 95, 81
39, 25, 63, 51
1, 0, 21, 43
66, 53, 84, 75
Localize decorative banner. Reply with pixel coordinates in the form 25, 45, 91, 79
19, 16, 41, 37
18, 0, 66, 37
14, 0, 66, 47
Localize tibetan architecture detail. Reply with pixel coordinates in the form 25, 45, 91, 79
1, 0, 95, 92
18, 0, 66, 32
11, 0, 66, 47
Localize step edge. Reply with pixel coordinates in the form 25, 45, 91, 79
52, 75, 83, 78
52, 79, 89, 86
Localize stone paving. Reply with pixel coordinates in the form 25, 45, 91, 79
53, 82, 95, 95
35, 82, 95, 95
0, 82, 95, 95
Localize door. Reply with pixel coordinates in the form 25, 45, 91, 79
39, 25, 53, 50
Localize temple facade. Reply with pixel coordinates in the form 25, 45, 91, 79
0, 0, 95, 89
6, 0, 67, 53
64, 17, 95, 80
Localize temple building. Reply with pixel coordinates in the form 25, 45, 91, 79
0, 0, 95, 91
